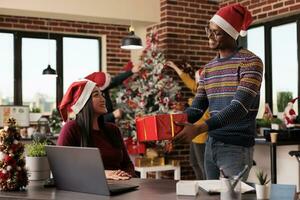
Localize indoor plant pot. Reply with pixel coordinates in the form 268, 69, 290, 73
25, 142, 50, 181
255, 170, 270, 199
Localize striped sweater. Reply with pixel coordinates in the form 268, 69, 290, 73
186, 48, 263, 147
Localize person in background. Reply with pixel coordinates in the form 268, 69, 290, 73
174, 3, 263, 181
86, 62, 141, 123
165, 61, 209, 180
57, 72, 135, 180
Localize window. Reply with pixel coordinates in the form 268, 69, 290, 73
247, 16, 300, 116
0, 30, 101, 114
63, 37, 100, 92
22, 38, 57, 114
271, 23, 298, 114
0, 33, 14, 105
247, 27, 265, 118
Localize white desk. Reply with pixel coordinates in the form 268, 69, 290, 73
135, 165, 180, 180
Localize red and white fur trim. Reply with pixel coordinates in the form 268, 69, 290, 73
71, 80, 96, 114
99, 73, 111, 91
210, 15, 239, 40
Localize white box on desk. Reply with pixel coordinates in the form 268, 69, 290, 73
176, 180, 198, 196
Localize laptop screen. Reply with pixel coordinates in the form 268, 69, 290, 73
46, 145, 111, 195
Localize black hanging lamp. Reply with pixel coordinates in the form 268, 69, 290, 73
42, 20, 57, 76
121, 26, 143, 50
42, 64, 57, 75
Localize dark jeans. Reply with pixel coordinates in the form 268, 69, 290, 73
189, 142, 206, 180
205, 136, 253, 181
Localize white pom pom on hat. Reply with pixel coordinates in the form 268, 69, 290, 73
210, 3, 253, 40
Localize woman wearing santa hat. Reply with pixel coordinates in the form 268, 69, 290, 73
57, 72, 135, 180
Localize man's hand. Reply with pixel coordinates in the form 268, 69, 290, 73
113, 108, 123, 119
173, 122, 208, 143
131, 62, 142, 73
105, 170, 132, 180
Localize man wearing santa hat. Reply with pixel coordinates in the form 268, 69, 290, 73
57, 72, 135, 180
174, 3, 263, 180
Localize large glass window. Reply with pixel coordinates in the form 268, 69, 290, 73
271, 23, 298, 114
63, 37, 99, 92
247, 27, 265, 118
0, 30, 101, 116
22, 38, 56, 114
0, 33, 14, 105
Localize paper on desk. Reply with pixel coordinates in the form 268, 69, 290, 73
196, 180, 255, 194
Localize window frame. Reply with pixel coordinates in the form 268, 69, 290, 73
245, 14, 300, 114
0, 29, 102, 107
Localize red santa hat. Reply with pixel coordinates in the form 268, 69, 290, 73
59, 72, 110, 122
210, 3, 253, 40
85, 72, 111, 91
59, 80, 96, 122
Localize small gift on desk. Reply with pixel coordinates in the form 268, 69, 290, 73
123, 137, 146, 155
135, 113, 187, 142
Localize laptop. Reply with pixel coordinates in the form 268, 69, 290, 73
45, 145, 139, 196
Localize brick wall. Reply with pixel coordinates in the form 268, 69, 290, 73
220, 0, 300, 23
146, 0, 219, 180
0, 15, 131, 75
155, 0, 219, 102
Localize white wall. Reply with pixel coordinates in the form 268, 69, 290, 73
0, 0, 160, 25
248, 144, 300, 191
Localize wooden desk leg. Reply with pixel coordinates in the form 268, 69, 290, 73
270, 143, 277, 183
140, 169, 147, 179
174, 167, 180, 180
155, 171, 161, 179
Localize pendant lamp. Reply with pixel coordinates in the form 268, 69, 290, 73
42, 64, 56, 75
121, 26, 143, 50
42, 20, 57, 76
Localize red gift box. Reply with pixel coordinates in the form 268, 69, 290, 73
124, 137, 146, 155
135, 113, 187, 142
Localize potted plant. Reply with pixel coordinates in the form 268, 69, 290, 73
25, 140, 50, 181
255, 170, 270, 199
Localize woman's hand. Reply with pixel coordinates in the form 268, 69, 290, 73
165, 61, 182, 75
105, 170, 132, 180
131, 62, 142, 73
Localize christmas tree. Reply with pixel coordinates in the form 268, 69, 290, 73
116, 29, 182, 139
0, 118, 28, 191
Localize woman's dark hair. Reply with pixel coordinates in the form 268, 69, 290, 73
76, 96, 122, 148
75, 97, 93, 147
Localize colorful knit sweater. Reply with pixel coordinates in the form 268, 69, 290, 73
186, 48, 263, 147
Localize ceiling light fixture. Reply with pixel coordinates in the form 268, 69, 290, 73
42, 20, 57, 76
121, 26, 143, 50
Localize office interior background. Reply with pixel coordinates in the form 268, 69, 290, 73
0, 0, 299, 186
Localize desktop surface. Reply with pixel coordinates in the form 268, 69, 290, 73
0, 178, 257, 200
